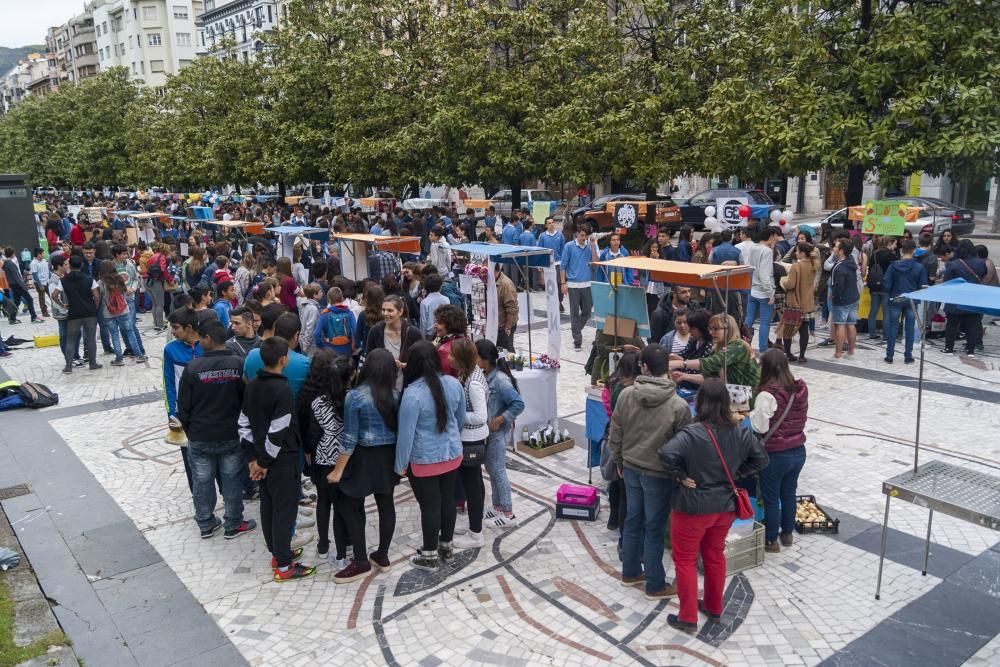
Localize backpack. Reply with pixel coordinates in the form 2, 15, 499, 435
865, 253, 884, 290
17, 382, 59, 409
441, 279, 464, 308
321, 308, 353, 348
0, 381, 25, 411
213, 268, 232, 285
147, 254, 165, 283
107, 288, 128, 316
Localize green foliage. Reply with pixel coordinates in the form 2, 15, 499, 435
0, 0, 997, 193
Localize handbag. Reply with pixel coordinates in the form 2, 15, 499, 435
703, 424, 754, 520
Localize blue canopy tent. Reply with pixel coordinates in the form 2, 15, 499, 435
448, 242, 554, 359
874, 279, 1000, 600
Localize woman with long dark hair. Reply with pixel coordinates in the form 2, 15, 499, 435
356, 283, 385, 358
750, 349, 809, 553
659, 378, 768, 633
433, 304, 468, 377
298, 351, 354, 567
450, 338, 490, 549
395, 341, 466, 569
475, 339, 524, 528
676, 224, 695, 262
98, 260, 145, 365
326, 349, 399, 583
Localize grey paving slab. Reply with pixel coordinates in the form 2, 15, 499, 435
804, 358, 1000, 404
844, 524, 973, 579
946, 546, 1000, 599
65, 519, 163, 580
122, 608, 236, 667
91, 561, 189, 616
823, 623, 968, 667
887, 582, 1000, 658
166, 643, 250, 667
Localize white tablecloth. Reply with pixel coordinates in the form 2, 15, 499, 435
511, 368, 558, 433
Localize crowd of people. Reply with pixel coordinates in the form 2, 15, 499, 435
3, 190, 992, 631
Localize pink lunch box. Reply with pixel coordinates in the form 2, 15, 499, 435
556, 484, 598, 506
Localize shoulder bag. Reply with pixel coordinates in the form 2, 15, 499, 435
461, 381, 487, 466
762, 394, 795, 445
703, 424, 755, 520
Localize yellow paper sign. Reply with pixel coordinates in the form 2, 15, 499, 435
531, 201, 550, 226
862, 200, 907, 236
33, 203, 46, 213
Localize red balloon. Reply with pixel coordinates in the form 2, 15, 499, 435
779, 219, 786, 225
738, 204, 751, 218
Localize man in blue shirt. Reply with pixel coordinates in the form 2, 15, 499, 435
517, 218, 537, 290
164, 307, 203, 490
597, 232, 632, 286
536, 217, 567, 310
501, 216, 520, 246
243, 312, 311, 399
560, 224, 599, 350
711, 229, 742, 265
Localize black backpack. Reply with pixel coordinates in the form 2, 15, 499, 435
866, 252, 884, 289
18, 382, 59, 409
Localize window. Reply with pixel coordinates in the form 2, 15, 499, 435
148, 33, 161, 46
173, 5, 189, 19
128, 35, 132, 49
132, 62, 137, 74
150, 60, 164, 73
120, 42, 125, 54
176, 32, 191, 46
179, 59, 192, 68
267, 5, 272, 22
142, 6, 157, 21
140, 61, 145, 74
99, 50, 104, 61
102, 21, 108, 34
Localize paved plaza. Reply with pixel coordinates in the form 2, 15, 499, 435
0, 308, 998, 667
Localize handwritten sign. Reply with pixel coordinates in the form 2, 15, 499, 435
863, 200, 907, 236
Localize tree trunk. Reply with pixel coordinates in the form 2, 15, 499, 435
511, 183, 522, 215
845, 165, 865, 207
278, 180, 287, 203
991, 180, 1000, 233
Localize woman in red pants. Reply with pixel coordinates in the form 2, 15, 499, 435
658, 379, 768, 633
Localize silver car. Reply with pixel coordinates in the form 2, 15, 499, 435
818, 206, 948, 237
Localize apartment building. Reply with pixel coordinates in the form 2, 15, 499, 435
196, 0, 286, 61
45, 12, 100, 86
91, 0, 203, 86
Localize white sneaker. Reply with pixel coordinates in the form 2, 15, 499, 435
453, 524, 468, 536
296, 516, 316, 529
330, 556, 349, 570
291, 533, 313, 549
487, 513, 517, 529
454, 531, 485, 549
483, 509, 500, 520
298, 506, 315, 517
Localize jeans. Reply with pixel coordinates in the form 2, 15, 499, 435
56, 318, 79, 360
97, 313, 112, 353
64, 317, 97, 368
107, 312, 142, 362
409, 468, 459, 551
8, 284, 36, 321
188, 440, 245, 532
149, 281, 165, 328
759, 446, 806, 541
568, 287, 593, 347
485, 430, 513, 513
868, 291, 886, 335
884, 299, 915, 361
127, 296, 145, 355
621, 467, 673, 593
744, 295, 774, 354
670, 510, 735, 624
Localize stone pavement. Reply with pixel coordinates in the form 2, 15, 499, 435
0, 306, 998, 666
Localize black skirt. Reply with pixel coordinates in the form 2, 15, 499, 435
339, 443, 399, 498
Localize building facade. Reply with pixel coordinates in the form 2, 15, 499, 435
46, 12, 100, 87
196, 0, 285, 61
91, 0, 203, 86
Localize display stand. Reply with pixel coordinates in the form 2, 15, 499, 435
874, 279, 1000, 599
330, 233, 421, 282
266, 226, 331, 259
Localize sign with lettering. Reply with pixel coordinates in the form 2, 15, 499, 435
862, 200, 907, 236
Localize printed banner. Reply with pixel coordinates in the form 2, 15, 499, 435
862, 200, 907, 236
485, 261, 498, 344
543, 267, 561, 361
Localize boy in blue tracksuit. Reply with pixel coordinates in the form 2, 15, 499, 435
164, 307, 203, 491
537, 216, 567, 310
213, 281, 235, 330
881, 238, 927, 364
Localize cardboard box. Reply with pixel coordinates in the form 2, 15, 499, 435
603, 316, 636, 338
516, 438, 575, 458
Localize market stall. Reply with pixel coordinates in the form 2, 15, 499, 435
875, 279, 1000, 599
266, 226, 331, 259
330, 233, 421, 281
449, 242, 559, 432
584, 256, 753, 476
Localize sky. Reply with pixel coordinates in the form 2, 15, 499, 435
0, 0, 89, 49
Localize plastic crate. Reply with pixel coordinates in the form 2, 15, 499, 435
698, 521, 765, 576
794, 494, 840, 534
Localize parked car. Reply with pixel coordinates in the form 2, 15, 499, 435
489, 189, 556, 219
887, 196, 975, 236
678, 189, 779, 228
571, 193, 643, 222
818, 207, 939, 238
581, 194, 682, 232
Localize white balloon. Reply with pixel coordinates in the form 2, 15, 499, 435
704, 216, 720, 232
769, 209, 782, 223
781, 210, 795, 224
704, 206, 716, 217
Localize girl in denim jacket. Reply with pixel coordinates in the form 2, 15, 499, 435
475, 340, 525, 528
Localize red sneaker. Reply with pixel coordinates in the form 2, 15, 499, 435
270, 547, 304, 569
273, 562, 316, 582
334, 560, 372, 584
